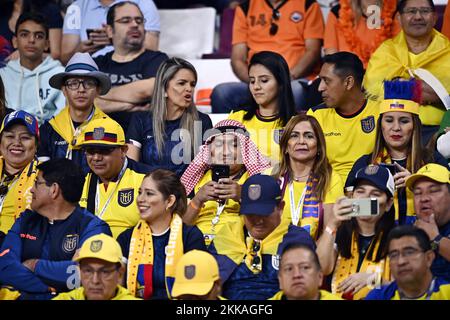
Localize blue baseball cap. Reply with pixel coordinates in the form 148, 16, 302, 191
353, 164, 395, 197
240, 174, 282, 216
0, 111, 39, 139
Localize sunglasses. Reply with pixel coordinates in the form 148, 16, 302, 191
250, 240, 262, 271
269, 8, 280, 36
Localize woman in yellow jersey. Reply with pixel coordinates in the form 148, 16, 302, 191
116, 169, 206, 300
317, 164, 396, 300
180, 119, 271, 245
345, 80, 448, 225
228, 51, 296, 166
0, 111, 39, 242
272, 114, 344, 240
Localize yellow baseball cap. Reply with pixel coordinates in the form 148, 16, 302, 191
406, 163, 450, 190
74, 233, 123, 264
380, 99, 420, 115
171, 250, 220, 298
75, 117, 126, 148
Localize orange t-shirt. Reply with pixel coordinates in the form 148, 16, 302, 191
324, 6, 401, 67
232, 0, 324, 75
442, 4, 450, 40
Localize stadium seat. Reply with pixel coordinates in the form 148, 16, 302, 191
158, 7, 217, 59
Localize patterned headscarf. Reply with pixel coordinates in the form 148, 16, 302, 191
181, 119, 271, 195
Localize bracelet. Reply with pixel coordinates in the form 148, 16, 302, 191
189, 200, 201, 211
325, 226, 336, 236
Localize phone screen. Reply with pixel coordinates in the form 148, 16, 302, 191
211, 165, 229, 182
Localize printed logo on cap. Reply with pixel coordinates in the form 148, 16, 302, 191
248, 184, 261, 200
290, 11, 302, 23
184, 265, 196, 279
62, 234, 79, 253
389, 101, 405, 110
25, 115, 33, 125
90, 240, 103, 252
93, 127, 105, 140
361, 116, 375, 133
364, 165, 379, 175
118, 188, 134, 207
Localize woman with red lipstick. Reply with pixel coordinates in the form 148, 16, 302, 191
127, 57, 212, 177
0, 110, 39, 244
228, 51, 296, 166
272, 114, 344, 240
117, 169, 206, 300
346, 80, 447, 225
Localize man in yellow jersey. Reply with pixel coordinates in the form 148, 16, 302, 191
364, 0, 450, 144
366, 225, 450, 300
271, 242, 341, 300
307, 52, 379, 182
53, 233, 139, 300
77, 117, 150, 238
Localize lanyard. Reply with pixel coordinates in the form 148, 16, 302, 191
66, 107, 95, 159
289, 182, 307, 226
95, 158, 128, 219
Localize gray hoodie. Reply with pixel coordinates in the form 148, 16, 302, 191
0, 56, 66, 124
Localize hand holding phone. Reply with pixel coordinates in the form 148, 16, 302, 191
211, 165, 230, 182
340, 198, 379, 217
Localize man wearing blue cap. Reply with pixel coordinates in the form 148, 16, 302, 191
208, 174, 315, 300
37, 52, 113, 175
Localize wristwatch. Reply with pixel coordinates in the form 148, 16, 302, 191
431, 234, 443, 252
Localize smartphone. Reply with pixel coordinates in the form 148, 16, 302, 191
211, 165, 229, 182
380, 163, 396, 176
86, 28, 96, 40
341, 198, 379, 217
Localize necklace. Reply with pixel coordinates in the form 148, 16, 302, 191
293, 173, 310, 181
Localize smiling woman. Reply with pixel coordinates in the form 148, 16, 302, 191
116, 169, 206, 300
0, 111, 39, 241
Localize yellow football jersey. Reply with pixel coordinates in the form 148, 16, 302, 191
280, 170, 343, 239
80, 166, 144, 239
307, 100, 379, 182
228, 110, 283, 166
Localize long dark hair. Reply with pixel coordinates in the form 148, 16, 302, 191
335, 204, 395, 262
244, 51, 296, 126
0, 77, 7, 122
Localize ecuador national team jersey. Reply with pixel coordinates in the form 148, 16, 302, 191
270, 290, 342, 300
280, 170, 343, 239
307, 99, 379, 182
193, 170, 247, 244
53, 285, 141, 300
365, 277, 450, 300
228, 110, 283, 166
79, 159, 149, 238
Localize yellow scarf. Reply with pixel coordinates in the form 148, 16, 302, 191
213, 219, 287, 274
49, 106, 108, 156
374, 149, 416, 223
332, 231, 390, 300
126, 214, 183, 299
0, 158, 38, 234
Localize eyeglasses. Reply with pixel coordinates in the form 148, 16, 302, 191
250, 240, 262, 271
85, 147, 116, 156
114, 16, 146, 25
401, 7, 434, 16
269, 8, 280, 36
80, 266, 119, 280
388, 247, 424, 262
34, 179, 48, 188
65, 79, 98, 91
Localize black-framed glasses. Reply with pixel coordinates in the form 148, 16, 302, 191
269, 8, 280, 36
401, 7, 434, 16
65, 79, 98, 90
80, 266, 120, 280
114, 16, 146, 25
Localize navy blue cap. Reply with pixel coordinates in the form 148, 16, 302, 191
353, 165, 395, 197
277, 225, 317, 256
240, 174, 282, 216
0, 110, 39, 139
